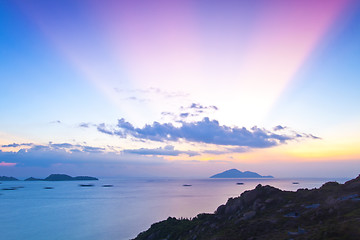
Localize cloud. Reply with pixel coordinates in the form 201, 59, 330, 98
1, 143, 33, 148
49, 120, 61, 124
272, 125, 321, 139
189, 103, 218, 111
123, 96, 149, 102
97, 123, 115, 136
203, 146, 250, 155
304, 133, 321, 140
114, 87, 189, 101
144, 87, 189, 99
161, 102, 219, 121
123, 145, 199, 157
50, 143, 75, 149
0, 142, 146, 168
82, 146, 105, 153
273, 125, 286, 131
0, 161, 16, 167
79, 122, 90, 128
179, 113, 190, 118
1, 142, 106, 160
97, 117, 318, 148
179, 103, 218, 119
117, 118, 135, 131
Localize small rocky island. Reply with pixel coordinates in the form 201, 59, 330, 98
134, 175, 360, 240
210, 169, 273, 178
0, 176, 19, 181
25, 174, 98, 181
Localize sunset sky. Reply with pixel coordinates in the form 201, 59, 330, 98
1, 0, 360, 178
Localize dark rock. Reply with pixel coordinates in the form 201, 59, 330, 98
304, 203, 320, 209
242, 211, 256, 220
284, 212, 299, 218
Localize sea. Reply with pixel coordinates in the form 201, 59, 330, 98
0, 177, 349, 240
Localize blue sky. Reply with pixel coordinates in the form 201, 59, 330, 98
1, 0, 360, 178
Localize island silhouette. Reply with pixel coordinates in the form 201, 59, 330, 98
0, 176, 19, 181
1, 174, 98, 181
210, 169, 273, 178
25, 174, 98, 181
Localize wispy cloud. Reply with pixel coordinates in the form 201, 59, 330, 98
123, 96, 149, 102
2, 142, 105, 155
203, 146, 250, 155
0, 143, 163, 168
2, 143, 34, 148
0, 161, 16, 167
97, 123, 116, 135
114, 87, 189, 103
273, 125, 286, 131
161, 102, 219, 121
187, 103, 218, 111
79, 122, 90, 128
123, 145, 199, 157
49, 120, 62, 124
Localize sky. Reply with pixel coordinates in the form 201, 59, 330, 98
1, 0, 360, 178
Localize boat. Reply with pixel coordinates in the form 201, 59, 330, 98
79, 184, 94, 187
292, 182, 299, 184
102, 184, 113, 187
182, 184, 192, 187
2, 187, 17, 190
236, 182, 244, 185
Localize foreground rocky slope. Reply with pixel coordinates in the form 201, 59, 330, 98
134, 175, 360, 240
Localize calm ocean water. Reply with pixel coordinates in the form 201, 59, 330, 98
0, 177, 348, 240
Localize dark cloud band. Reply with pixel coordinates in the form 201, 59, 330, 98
97, 117, 319, 148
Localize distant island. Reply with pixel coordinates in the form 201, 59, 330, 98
210, 169, 273, 178
24, 174, 98, 181
0, 176, 19, 181
134, 175, 360, 240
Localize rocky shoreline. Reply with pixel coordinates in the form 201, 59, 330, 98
134, 175, 360, 240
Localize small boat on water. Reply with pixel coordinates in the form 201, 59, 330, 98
236, 182, 244, 185
182, 184, 192, 187
2, 187, 17, 190
102, 184, 113, 187
43, 187, 54, 189
292, 182, 299, 184
79, 184, 94, 187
